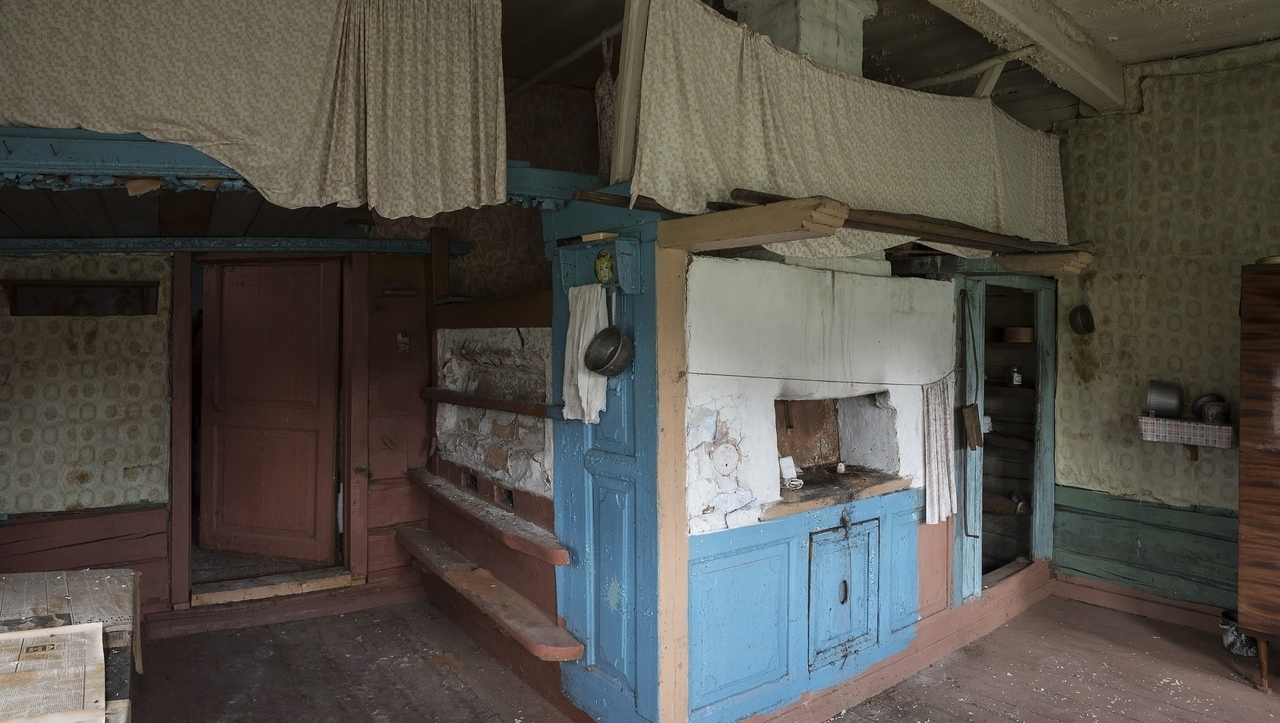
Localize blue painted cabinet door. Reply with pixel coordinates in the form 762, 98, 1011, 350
809, 521, 880, 669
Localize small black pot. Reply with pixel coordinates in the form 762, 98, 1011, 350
1069, 304, 1095, 334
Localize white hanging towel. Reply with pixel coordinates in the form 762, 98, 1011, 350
924, 373, 959, 525
563, 284, 609, 424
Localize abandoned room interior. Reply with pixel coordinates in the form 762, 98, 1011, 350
0, 0, 1277, 721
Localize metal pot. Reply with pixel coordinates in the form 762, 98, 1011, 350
584, 289, 634, 377
1146, 379, 1183, 418
1069, 304, 1095, 334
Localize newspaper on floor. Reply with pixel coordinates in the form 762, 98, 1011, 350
0, 622, 107, 723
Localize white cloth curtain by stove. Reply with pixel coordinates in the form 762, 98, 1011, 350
0, 0, 505, 219
632, 0, 1068, 259
923, 374, 958, 525
562, 285, 609, 424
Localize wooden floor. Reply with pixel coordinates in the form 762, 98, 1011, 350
134, 602, 573, 722
831, 596, 1280, 722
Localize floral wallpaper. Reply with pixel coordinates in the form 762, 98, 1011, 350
1055, 50, 1279, 511
0, 255, 171, 514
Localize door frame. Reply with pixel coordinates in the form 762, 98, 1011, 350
953, 273, 1057, 606
169, 252, 369, 606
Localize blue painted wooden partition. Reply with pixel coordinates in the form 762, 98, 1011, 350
544, 191, 665, 723
954, 274, 1057, 605
687, 490, 923, 722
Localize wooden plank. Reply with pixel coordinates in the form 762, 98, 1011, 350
100, 188, 160, 237
345, 253, 371, 578
158, 190, 216, 237
43, 189, 93, 237
203, 190, 264, 236
927, 0, 1125, 110
432, 290, 553, 329
144, 566, 425, 640
189, 567, 360, 607
731, 188, 1067, 254
170, 252, 192, 607
406, 468, 569, 566
0, 206, 24, 236
367, 478, 431, 529
1030, 285, 1055, 559
50, 189, 117, 236
429, 227, 450, 301
420, 386, 548, 418
396, 528, 583, 662
1052, 572, 1222, 633
610, 0, 651, 183
658, 196, 848, 252
571, 189, 675, 215
0, 508, 169, 571
655, 244, 691, 723
366, 526, 414, 573
244, 200, 311, 237
0, 186, 70, 237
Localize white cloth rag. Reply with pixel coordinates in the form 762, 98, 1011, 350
563, 284, 609, 424
924, 373, 959, 525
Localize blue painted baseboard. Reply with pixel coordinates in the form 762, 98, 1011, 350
1053, 485, 1237, 609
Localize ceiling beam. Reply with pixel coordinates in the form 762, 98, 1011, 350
657, 197, 848, 252
926, 0, 1125, 110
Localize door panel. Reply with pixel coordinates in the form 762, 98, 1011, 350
200, 261, 341, 564
809, 520, 879, 669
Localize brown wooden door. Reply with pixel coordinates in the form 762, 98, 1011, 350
199, 260, 341, 564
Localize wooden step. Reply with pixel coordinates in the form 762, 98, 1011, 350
406, 468, 570, 566
395, 527, 584, 662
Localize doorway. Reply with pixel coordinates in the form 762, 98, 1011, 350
191, 258, 343, 586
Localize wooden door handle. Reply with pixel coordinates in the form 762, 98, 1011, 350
839, 580, 848, 605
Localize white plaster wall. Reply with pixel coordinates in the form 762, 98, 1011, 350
684, 257, 954, 533
436, 328, 554, 498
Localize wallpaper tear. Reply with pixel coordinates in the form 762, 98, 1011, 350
1056, 55, 1279, 511
0, 255, 171, 514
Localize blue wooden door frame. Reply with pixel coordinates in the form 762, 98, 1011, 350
954, 274, 1057, 605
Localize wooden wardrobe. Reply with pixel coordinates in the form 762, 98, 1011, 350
1238, 266, 1280, 690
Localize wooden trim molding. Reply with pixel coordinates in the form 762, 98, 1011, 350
169, 252, 192, 606
345, 253, 371, 577
655, 245, 690, 721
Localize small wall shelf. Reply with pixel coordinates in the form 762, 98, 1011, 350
2, 280, 159, 316
1138, 416, 1235, 460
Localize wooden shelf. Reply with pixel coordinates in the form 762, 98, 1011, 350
985, 342, 1035, 350
419, 386, 549, 419
395, 527, 584, 662
986, 384, 1037, 398
406, 468, 569, 566
985, 433, 1034, 451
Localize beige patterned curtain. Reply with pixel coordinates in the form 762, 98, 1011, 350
0, 0, 505, 219
633, 0, 1068, 258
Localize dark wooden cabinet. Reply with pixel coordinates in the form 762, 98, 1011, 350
1238, 267, 1280, 690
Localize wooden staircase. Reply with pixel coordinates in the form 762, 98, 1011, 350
396, 468, 583, 662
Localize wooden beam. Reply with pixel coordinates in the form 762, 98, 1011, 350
729, 189, 1069, 254
610, 0, 652, 184
507, 22, 624, 101
657, 197, 848, 252
926, 0, 1125, 110
905, 46, 1033, 91
891, 251, 1094, 279
974, 61, 1006, 98
571, 189, 677, 215
420, 386, 548, 419
432, 290, 553, 329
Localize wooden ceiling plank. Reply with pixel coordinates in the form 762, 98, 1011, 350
42, 190, 93, 238
0, 206, 24, 237
927, 0, 1126, 110
100, 187, 160, 238
291, 203, 370, 239
158, 189, 217, 237
243, 200, 314, 238
0, 187, 71, 238
52, 190, 118, 237
204, 190, 265, 237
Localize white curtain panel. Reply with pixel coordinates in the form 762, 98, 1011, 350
923, 374, 959, 525
0, 0, 505, 219
633, 0, 1068, 258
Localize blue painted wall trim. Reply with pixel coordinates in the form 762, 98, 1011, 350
1053, 485, 1238, 608
687, 489, 923, 722
1, 127, 603, 207
0, 237, 471, 255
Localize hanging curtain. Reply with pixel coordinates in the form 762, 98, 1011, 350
633, 0, 1068, 258
0, 0, 505, 219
